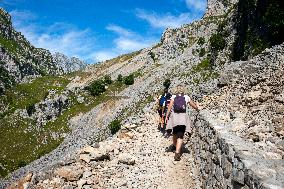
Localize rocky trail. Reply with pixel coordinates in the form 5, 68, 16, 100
10, 104, 201, 189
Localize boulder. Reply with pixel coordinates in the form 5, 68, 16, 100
90, 150, 110, 161
118, 154, 136, 165
80, 146, 96, 154
55, 166, 83, 181
80, 154, 91, 163
77, 179, 87, 189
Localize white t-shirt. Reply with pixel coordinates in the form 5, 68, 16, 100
171, 94, 191, 103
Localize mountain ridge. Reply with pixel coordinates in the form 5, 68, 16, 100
1, 0, 284, 188
0, 8, 87, 94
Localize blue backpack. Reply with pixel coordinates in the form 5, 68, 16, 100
159, 95, 167, 106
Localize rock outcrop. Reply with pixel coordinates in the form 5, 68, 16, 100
0, 8, 61, 93
0, 8, 87, 94
53, 52, 87, 74
1, 0, 284, 188
5, 104, 200, 189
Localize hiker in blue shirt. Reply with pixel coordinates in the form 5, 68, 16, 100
157, 88, 171, 132
165, 85, 200, 161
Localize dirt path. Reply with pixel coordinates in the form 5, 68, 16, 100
91, 109, 200, 189
11, 106, 200, 189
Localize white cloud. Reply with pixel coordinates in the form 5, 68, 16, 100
184, 0, 207, 12
33, 29, 95, 56
89, 51, 118, 62
9, 10, 97, 60
9, 10, 156, 63
85, 24, 157, 62
115, 37, 148, 51
107, 24, 155, 52
135, 9, 192, 29
106, 24, 134, 37
89, 37, 154, 62
89, 24, 157, 62
10, 10, 37, 27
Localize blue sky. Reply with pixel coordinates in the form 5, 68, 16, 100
0, 0, 207, 63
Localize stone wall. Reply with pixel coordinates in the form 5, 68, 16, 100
189, 111, 284, 189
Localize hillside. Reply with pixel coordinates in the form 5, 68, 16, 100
1, 0, 284, 188
0, 8, 87, 94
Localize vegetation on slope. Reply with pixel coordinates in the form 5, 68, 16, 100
232, 0, 284, 60
0, 72, 132, 177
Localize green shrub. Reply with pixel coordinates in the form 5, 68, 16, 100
124, 74, 134, 85
108, 120, 121, 134
117, 74, 123, 82
104, 75, 112, 85
163, 79, 171, 89
210, 33, 226, 51
197, 37, 205, 46
17, 160, 27, 168
87, 80, 106, 96
26, 104, 36, 116
192, 58, 211, 72
149, 51, 156, 62
199, 48, 206, 57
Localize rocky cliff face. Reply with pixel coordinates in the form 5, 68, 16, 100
0, 8, 87, 94
53, 52, 87, 74
1, 0, 284, 188
0, 8, 61, 93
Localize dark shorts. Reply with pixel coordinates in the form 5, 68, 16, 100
158, 108, 163, 117
173, 125, 186, 138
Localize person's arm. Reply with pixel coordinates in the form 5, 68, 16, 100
188, 100, 200, 111
161, 105, 165, 125
161, 101, 165, 116
165, 99, 174, 123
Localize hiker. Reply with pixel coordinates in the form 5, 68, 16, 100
157, 88, 171, 131
165, 85, 200, 161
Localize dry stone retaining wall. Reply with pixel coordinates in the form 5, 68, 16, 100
189, 111, 284, 189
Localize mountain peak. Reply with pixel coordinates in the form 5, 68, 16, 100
204, 0, 239, 17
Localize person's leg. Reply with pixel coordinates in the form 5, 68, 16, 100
175, 134, 183, 154
173, 126, 185, 161
172, 134, 177, 146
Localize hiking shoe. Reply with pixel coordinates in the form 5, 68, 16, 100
171, 145, 176, 152
160, 127, 165, 134
164, 133, 171, 139
157, 124, 161, 130
174, 153, 181, 161
165, 145, 176, 152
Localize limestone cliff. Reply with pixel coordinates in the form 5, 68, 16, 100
1, 0, 284, 188
0, 8, 61, 93
53, 52, 87, 74
0, 8, 87, 94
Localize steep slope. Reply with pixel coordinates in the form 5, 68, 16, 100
0, 8, 87, 94
7, 102, 201, 189
0, 0, 230, 184
1, 0, 284, 188
0, 8, 61, 93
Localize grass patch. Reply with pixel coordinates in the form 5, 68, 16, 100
182, 58, 219, 85
0, 34, 22, 55
0, 76, 70, 118
0, 79, 127, 178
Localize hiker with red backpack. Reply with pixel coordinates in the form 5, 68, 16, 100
165, 85, 200, 161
